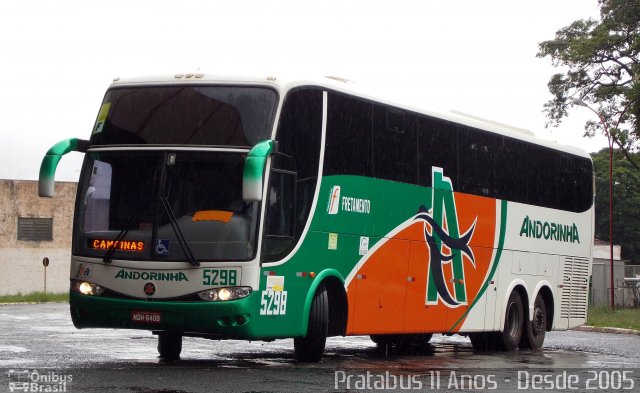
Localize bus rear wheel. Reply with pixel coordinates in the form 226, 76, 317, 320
501, 291, 524, 351
294, 284, 328, 362
157, 332, 182, 360
521, 293, 547, 349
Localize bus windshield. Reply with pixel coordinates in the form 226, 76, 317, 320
73, 150, 258, 262
90, 85, 277, 147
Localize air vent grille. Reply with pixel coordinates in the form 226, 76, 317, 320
560, 257, 590, 319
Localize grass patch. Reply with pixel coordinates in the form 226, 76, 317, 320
587, 306, 640, 331
0, 291, 68, 304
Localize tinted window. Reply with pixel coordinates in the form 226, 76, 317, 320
90, 86, 277, 147
324, 94, 372, 177
74, 151, 258, 262
575, 158, 593, 211
417, 117, 458, 187
320, 91, 592, 213
263, 154, 297, 262
458, 128, 499, 197
372, 106, 418, 183
263, 88, 323, 261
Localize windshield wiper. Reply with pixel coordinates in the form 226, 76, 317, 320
160, 196, 200, 267
103, 207, 145, 263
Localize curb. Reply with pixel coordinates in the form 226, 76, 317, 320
573, 325, 640, 335
0, 301, 67, 306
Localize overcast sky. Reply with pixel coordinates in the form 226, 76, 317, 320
0, 0, 607, 182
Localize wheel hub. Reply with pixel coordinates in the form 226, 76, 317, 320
532, 307, 545, 335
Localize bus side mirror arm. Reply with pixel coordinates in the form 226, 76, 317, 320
242, 140, 275, 202
39, 138, 89, 197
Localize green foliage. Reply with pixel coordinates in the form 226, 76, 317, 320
588, 306, 640, 331
592, 149, 640, 263
0, 291, 68, 304
538, 0, 640, 152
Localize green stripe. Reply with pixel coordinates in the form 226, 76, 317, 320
447, 199, 508, 333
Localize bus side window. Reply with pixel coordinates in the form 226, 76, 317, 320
275, 88, 323, 242
574, 158, 593, 212
372, 106, 418, 184
558, 155, 576, 211
457, 128, 498, 197
324, 94, 373, 177
417, 117, 458, 187
263, 154, 297, 262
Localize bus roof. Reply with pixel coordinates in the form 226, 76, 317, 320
109, 74, 591, 159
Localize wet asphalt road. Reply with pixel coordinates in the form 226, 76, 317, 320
0, 303, 639, 392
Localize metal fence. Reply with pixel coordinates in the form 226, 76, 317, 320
590, 261, 640, 308
625, 264, 640, 278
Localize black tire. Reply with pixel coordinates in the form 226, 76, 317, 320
157, 332, 182, 360
370, 334, 432, 348
370, 334, 386, 345
294, 284, 328, 362
414, 333, 433, 346
501, 291, 524, 351
469, 332, 487, 351
370, 334, 402, 347
469, 332, 501, 352
521, 293, 547, 349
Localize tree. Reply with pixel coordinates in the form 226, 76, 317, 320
592, 149, 640, 263
538, 0, 640, 164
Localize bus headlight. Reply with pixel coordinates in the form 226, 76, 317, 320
218, 288, 232, 301
72, 280, 105, 296
197, 287, 252, 302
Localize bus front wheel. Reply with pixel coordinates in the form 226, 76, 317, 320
294, 284, 328, 362
501, 291, 524, 351
157, 332, 182, 360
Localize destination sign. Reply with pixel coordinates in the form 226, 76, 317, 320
88, 239, 145, 252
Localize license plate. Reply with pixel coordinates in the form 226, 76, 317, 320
131, 310, 162, 324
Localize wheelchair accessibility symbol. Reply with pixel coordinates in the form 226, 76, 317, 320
155, 239, 170, 255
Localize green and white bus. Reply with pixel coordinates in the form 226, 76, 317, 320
39, 74, 593, 361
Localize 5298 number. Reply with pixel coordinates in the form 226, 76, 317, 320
202, 269, 238, 286
260, 290, 288, 315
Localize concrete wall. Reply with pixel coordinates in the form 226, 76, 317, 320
0, 180, 76, 295
591, 258, 627, 307
593, 243, 621, 260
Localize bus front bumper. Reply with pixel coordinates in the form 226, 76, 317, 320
70, 291, 262, 339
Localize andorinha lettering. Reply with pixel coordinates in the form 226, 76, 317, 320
90, 239, 145, 251
115, 269, 189, 282
341, 196, 371, 214
519, 216, 580, 244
